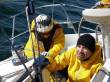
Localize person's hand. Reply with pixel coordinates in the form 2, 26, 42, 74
95, 1, 103, 6
40, 51, 50, 56
33, 55, 50, 70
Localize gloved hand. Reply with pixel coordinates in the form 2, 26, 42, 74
33, 55, 50, 70
40, 51, 50, 56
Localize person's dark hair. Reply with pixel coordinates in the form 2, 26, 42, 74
77, 34, 96, 53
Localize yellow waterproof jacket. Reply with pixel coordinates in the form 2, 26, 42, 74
24, 20, 65, 58
97, 0, 110, 8
101, 0, 110, 2
46, 44, 103, 82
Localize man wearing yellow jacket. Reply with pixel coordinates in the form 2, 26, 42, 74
24, 14, 65, 58
36, 34, 103, 82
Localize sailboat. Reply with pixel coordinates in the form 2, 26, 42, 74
0, 0, 110, 82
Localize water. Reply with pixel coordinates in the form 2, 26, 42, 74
0, 0, 98, 61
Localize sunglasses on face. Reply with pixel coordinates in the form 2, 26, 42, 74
37, 18, 51, 27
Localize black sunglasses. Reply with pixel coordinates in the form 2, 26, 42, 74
37, 17, 51, 26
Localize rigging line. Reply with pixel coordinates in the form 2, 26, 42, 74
34, 22, 41, 56
95, 25, 100, 43
60, 4, 77, 34
59, 21, 79, 24
9, 4, 60, 18
10, 30, 28, 39
35, 3, 85, 10
51, 0, 54, 21
11, 16, 15, 51
0, 30, 28, 46
61, 3, 86, 10
10, 3, 85, 18
10, 4, 62, 18
78, 17, 84, 37
95, 25, 106, 62
102, 34, 106, 62
25, 6, 36, 60
81, 26, 100, 33
34, 26, 43, 79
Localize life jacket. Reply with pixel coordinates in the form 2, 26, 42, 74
34, 24, 61, 51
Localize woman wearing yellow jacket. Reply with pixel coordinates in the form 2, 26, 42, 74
24, 14, 65, 58
42, 34, 103, 82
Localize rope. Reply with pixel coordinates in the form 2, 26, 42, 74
11, 16, 15, 51
25, 6, 36, 59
